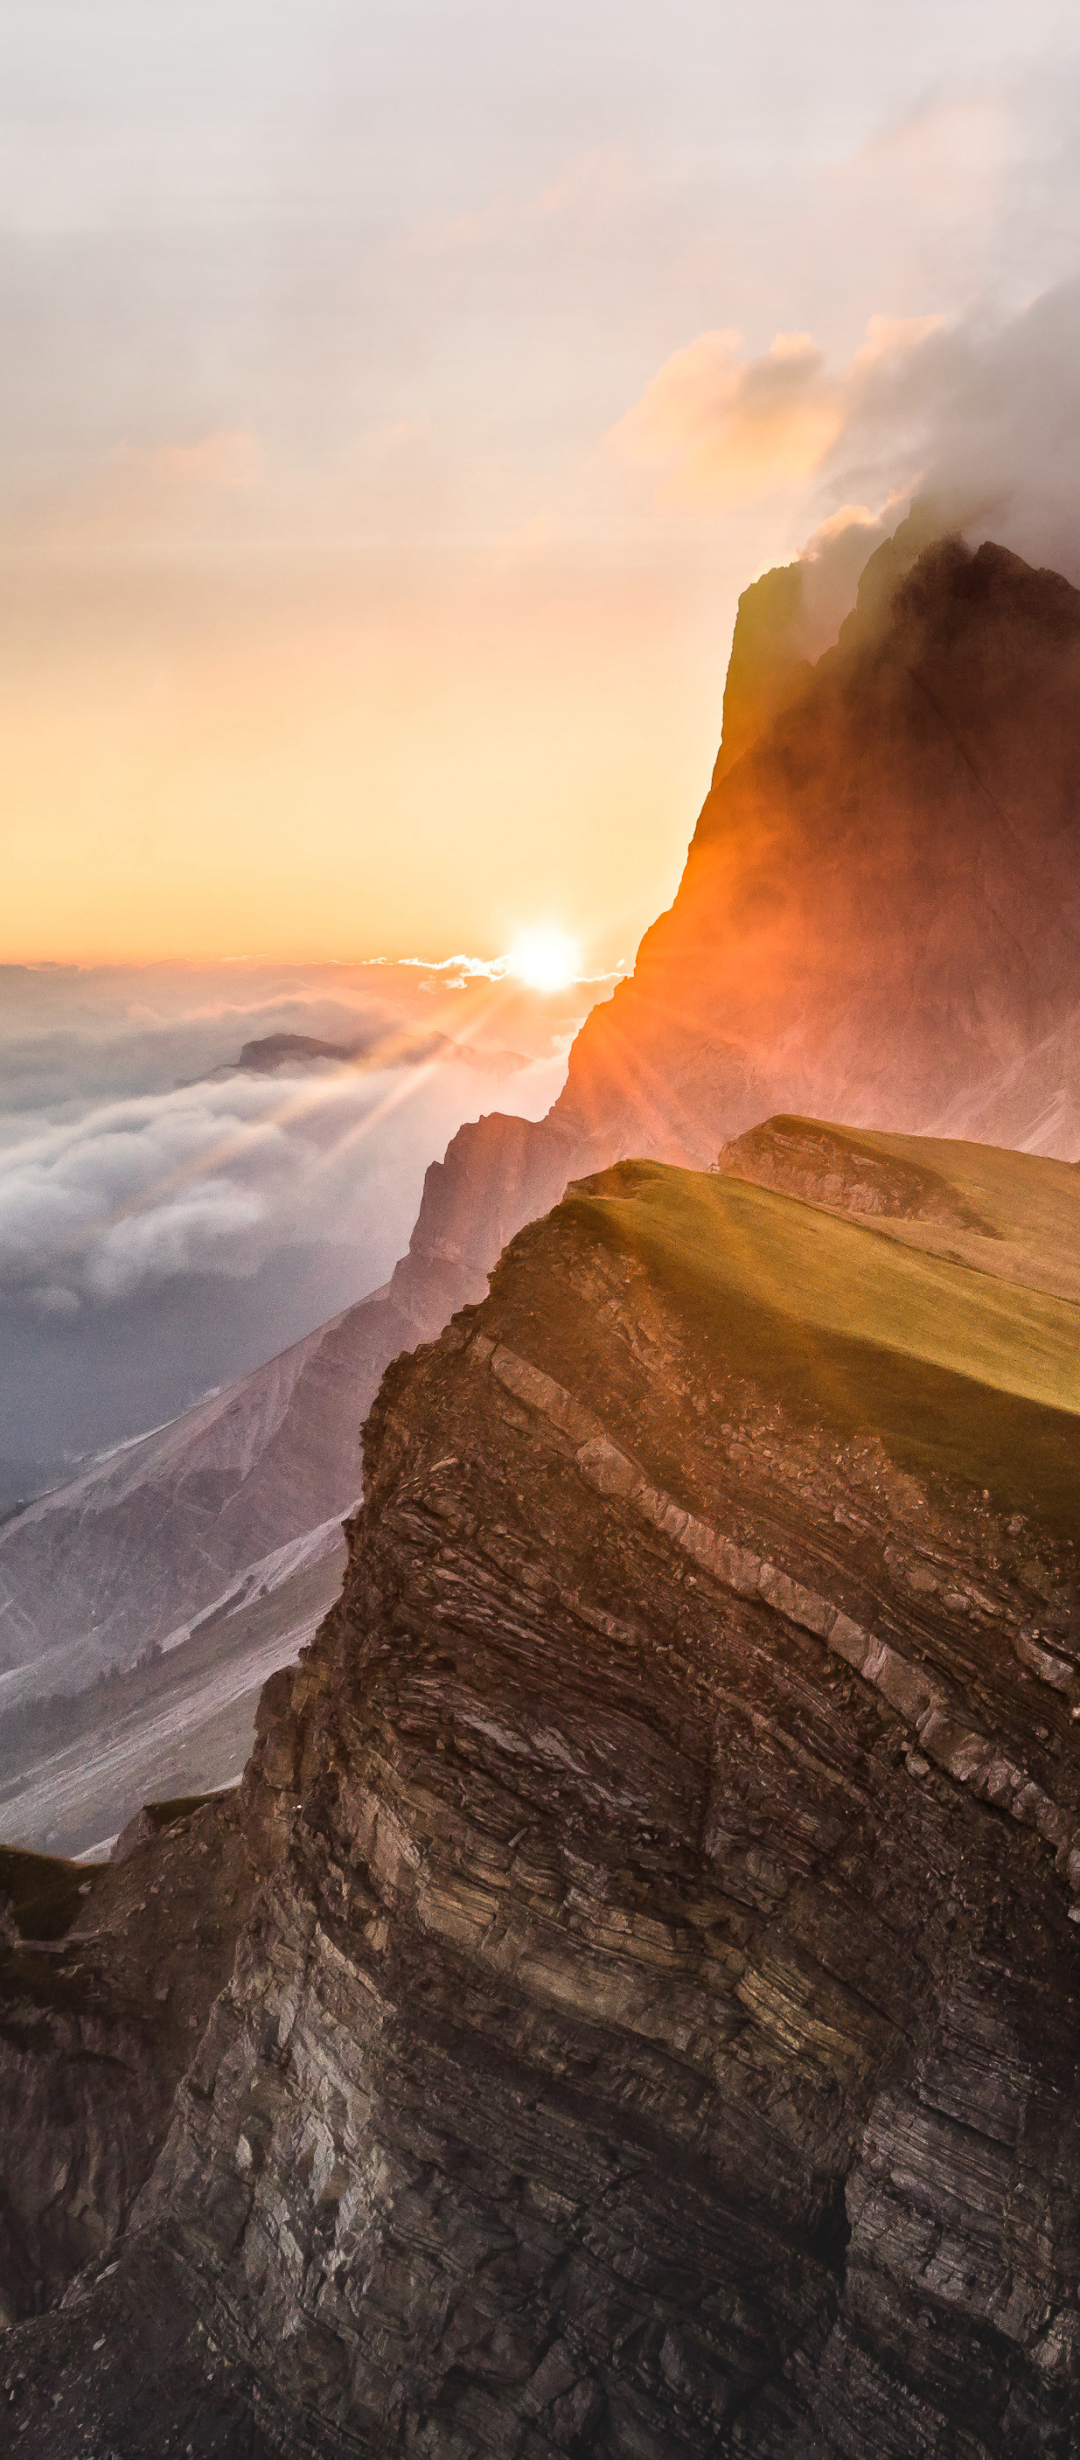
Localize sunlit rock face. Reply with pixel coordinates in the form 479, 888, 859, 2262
372, 537, 1080, 1374
557, 539, 1080, 1164
10, 1153, 1080, 2456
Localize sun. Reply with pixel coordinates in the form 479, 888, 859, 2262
507, 927, 580, 992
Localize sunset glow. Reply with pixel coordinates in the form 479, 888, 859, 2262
508, 929, 580, 992
2, 7, 1076, 972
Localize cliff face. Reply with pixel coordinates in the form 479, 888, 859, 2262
10, 1137, 1080, 2456
325, 535, 1080, 1395
0, 1794, 257, 2330
555, 541, 1080, 1164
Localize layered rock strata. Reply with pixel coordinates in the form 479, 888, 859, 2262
0, 1792, 256, 2331
8, 1159, 1080, 2456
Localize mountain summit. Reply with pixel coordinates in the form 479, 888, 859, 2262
557, 537, 1080, 1165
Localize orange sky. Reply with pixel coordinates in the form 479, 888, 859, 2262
2, 0, 1078, 967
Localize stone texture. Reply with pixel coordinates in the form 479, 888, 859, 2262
7, 1188, 1080, 2456
0, 1793, 257, 2329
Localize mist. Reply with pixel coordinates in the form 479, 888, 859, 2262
0, 957, 597, 1488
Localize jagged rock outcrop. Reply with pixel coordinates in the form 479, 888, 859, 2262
9, 1139, 1080, 2456
556, 539, 1080, 1164
0, 1793, 256, 2329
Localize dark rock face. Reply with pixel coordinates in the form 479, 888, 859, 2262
10, 1165, 1080, 2456
0, 1794, 256, 2328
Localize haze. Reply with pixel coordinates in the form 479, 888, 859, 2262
0, 957, 588, 1493
5, 1, 1080, 969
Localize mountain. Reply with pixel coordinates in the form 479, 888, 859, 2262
0, 1524, 347, 1857
396, 533, 1080, 1348
7, 528, 1080, 1850
558, 534, 1080, 1163
0, 1300, 378, 1692
9, 528, 1080, 1701
232, 1028, 529, 1075
7, 1129, 1080, 2452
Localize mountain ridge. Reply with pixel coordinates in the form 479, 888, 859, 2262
7, 1127, 1080, 2451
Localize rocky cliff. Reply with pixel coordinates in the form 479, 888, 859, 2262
340, 533, 1080, 1364
556, 538, 1080, 1165
9, 530, 1080, 1745
8, 1132, 1080, 2456
0, 1792, 257, 2332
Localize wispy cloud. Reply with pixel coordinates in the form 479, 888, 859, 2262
611, 316, 945, 507
0, 959, 582, 1322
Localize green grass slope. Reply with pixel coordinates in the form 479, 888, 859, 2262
563, 1152, 1080, 1534
758, 1118, 1080, 1306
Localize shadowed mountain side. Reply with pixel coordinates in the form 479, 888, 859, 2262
0, 1298, 384, 1687
0, 1794, 257, 2327
0, 1542, 346, 1858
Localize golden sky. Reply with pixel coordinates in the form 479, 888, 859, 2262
3, 0, 1080, 968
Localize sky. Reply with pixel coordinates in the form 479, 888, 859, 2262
5, 1, 1080, 972
5, 1, 1080, 1477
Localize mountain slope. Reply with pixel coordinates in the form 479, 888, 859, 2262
0, 1536, 346, 1857
9, 1133, 1080, 2455
0, 1294, 384, 1690
556, 539, 1080, 1164
7, 531, 1080, 1727
335, 534, 1080, 1385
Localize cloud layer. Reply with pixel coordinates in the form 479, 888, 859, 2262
0, 959, 591, 1464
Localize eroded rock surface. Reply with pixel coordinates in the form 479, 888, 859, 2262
8, 1162, 1080, 2457
0, 1793, 257, 2331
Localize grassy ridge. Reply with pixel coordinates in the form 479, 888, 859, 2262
763, 1119, 1080, 1307
561, 1159, 1080, 1534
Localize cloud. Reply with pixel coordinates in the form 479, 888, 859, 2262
0, 960, 583, 1321
611, 277, 1080, 667
790, 279, 1080, 597
8, 429, 264, 555
611, 316, 944, 506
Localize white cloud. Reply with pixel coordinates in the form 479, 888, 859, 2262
0, 963, 578, 1314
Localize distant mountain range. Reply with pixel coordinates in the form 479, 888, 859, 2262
228, 1026, 529, 1075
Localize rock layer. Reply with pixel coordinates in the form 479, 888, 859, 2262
0, 1792, 257, 2330
8, 1152, 1080, 2456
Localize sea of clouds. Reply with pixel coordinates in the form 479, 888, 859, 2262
0, 957, 601, 1487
